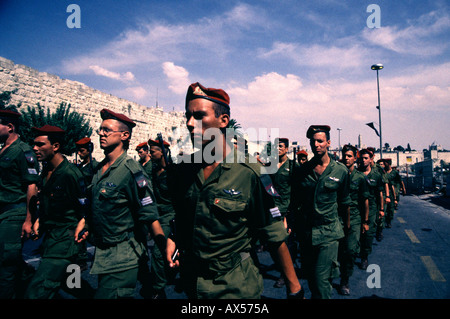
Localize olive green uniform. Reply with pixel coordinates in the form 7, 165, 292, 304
373, 163, 388, 233
291, 159, 351, 299
359, 168, 383, 260
78, 158, 99, 185
89, 152, 159, 299
170, 152, 288, 299
149, 167, 176, 293
338, 169, 369, 282
385, 169, 401, 225
0, 139, 39, 298
25, 157, 88, 299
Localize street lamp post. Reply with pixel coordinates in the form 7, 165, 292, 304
371, 63, 384, 159
337, 128, 342, 159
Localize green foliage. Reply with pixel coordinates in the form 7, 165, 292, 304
19, 102, 93, 155
1, 90, 93, 155
227, 118, 243, 137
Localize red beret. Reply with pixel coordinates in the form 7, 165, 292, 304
296, 150, 308, 156
306, 125, 331, 139
32, 124, 65, 136
100, 108, 136, 128
0, 109, 21, 119
135, 142, 148, 150
75, 137, 92, 146
185, 82, 230, 108
148, 138, 170, 147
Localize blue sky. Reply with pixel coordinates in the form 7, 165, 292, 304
1, 0, 449, 151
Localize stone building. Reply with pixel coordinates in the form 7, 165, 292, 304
0, 56, 191, 161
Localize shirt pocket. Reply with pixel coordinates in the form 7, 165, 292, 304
211, 197, 247, 222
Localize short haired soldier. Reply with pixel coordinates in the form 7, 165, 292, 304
338, 144, 369, 295
290, 125, 351, 299
136, 142, 152, 177
358, 149, 384, 270
89, 109, 165, 299
166, 82, 302, 299
0, 110, 39, 298
25, 125, 90, 298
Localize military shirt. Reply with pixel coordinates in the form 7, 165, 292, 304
348, 169, 370, 224
151, 167, 175, 225
39, 157, 87, 258
0, 139, 39, 219
386, 169, 402, 198
78, 158, 99, 185
270, 159, 296, 216
291, 158, 351, 246
361, 168, 384, 212
170, 151, 287, 270
89, 152, 159, 274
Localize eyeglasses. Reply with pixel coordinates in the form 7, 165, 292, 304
96, 127, 125, 136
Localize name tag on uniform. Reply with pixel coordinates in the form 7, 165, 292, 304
141, 196, 153, 206
28, 168, 38, 175
270, 207, 281, 218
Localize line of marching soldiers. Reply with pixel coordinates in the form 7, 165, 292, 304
0, 82, 405, 299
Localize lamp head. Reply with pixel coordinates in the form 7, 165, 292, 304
371, 64, 384, 70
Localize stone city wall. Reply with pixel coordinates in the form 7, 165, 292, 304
0, 56, 191, 161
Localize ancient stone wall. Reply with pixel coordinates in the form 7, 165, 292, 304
0, 56, 191, 161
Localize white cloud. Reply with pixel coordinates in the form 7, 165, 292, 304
259, 42, 368, 68
361, 10, 450, 55
88, 65, 135, 82
162, 62, 190, 94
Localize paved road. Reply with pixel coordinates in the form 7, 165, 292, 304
23, 194, 450, 300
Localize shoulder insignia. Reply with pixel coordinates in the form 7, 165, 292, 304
260, 174, 280, 197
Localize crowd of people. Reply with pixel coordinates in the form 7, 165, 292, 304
0, 82, 405, 299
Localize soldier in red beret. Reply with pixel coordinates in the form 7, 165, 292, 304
90, 109, 165, 299
166, 83, 302, 299
296, 150, 308, 166
135, 142, 152, 178
75, 137, 98, 184
25, 125, 90, 298
0, 109, 40, 298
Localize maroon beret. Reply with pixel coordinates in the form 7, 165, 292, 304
148, 138, 170, 148
0, 109, 21, 119
32, 124, 65, 136
306, 125, 331, 139
296, 150, 308, 157
185, 82, 230, 108
75, 137, 92, 147
100, 108, 136, 128
135, 142, 148, 151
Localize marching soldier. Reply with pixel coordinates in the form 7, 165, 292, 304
290, 125, 351, 299
89, 109, 165, 299
166, 82, 302, 299
296, 150, 308, 166
338, 144, 369, 295
75, 137, 98, 185
136, 142, 152, 177
0, 110, 39, 298
147, 137, 175, 299
25, 125, 90, 298
358, 149, 384, 270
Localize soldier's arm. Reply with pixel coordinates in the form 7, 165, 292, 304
22, 183, 38, 238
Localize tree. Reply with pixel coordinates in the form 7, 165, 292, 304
227, 118, 243, 137
1, 90, 93, 155
394, 145, 405, 152
19, 102, 93, 155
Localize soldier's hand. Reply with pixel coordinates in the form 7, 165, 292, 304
362, 224, 369, 233
31, 219, 40, 240
166, 238, 180, 268
386, 197, 391, 203
21, 218, 33, 239
74, 218, 88, 243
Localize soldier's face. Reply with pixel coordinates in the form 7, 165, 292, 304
137, 148, 148, 160
185, 99, 229, 147
278, 142, 288, 157
343, 151, 356, 168
150, 146, 162, 161
98, 119, 128, 150
0, 122, 10, 143
77, 147, 89, 160
310, 132, 330, 156
361, 154, 372, 168
33, 136, 56, 162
